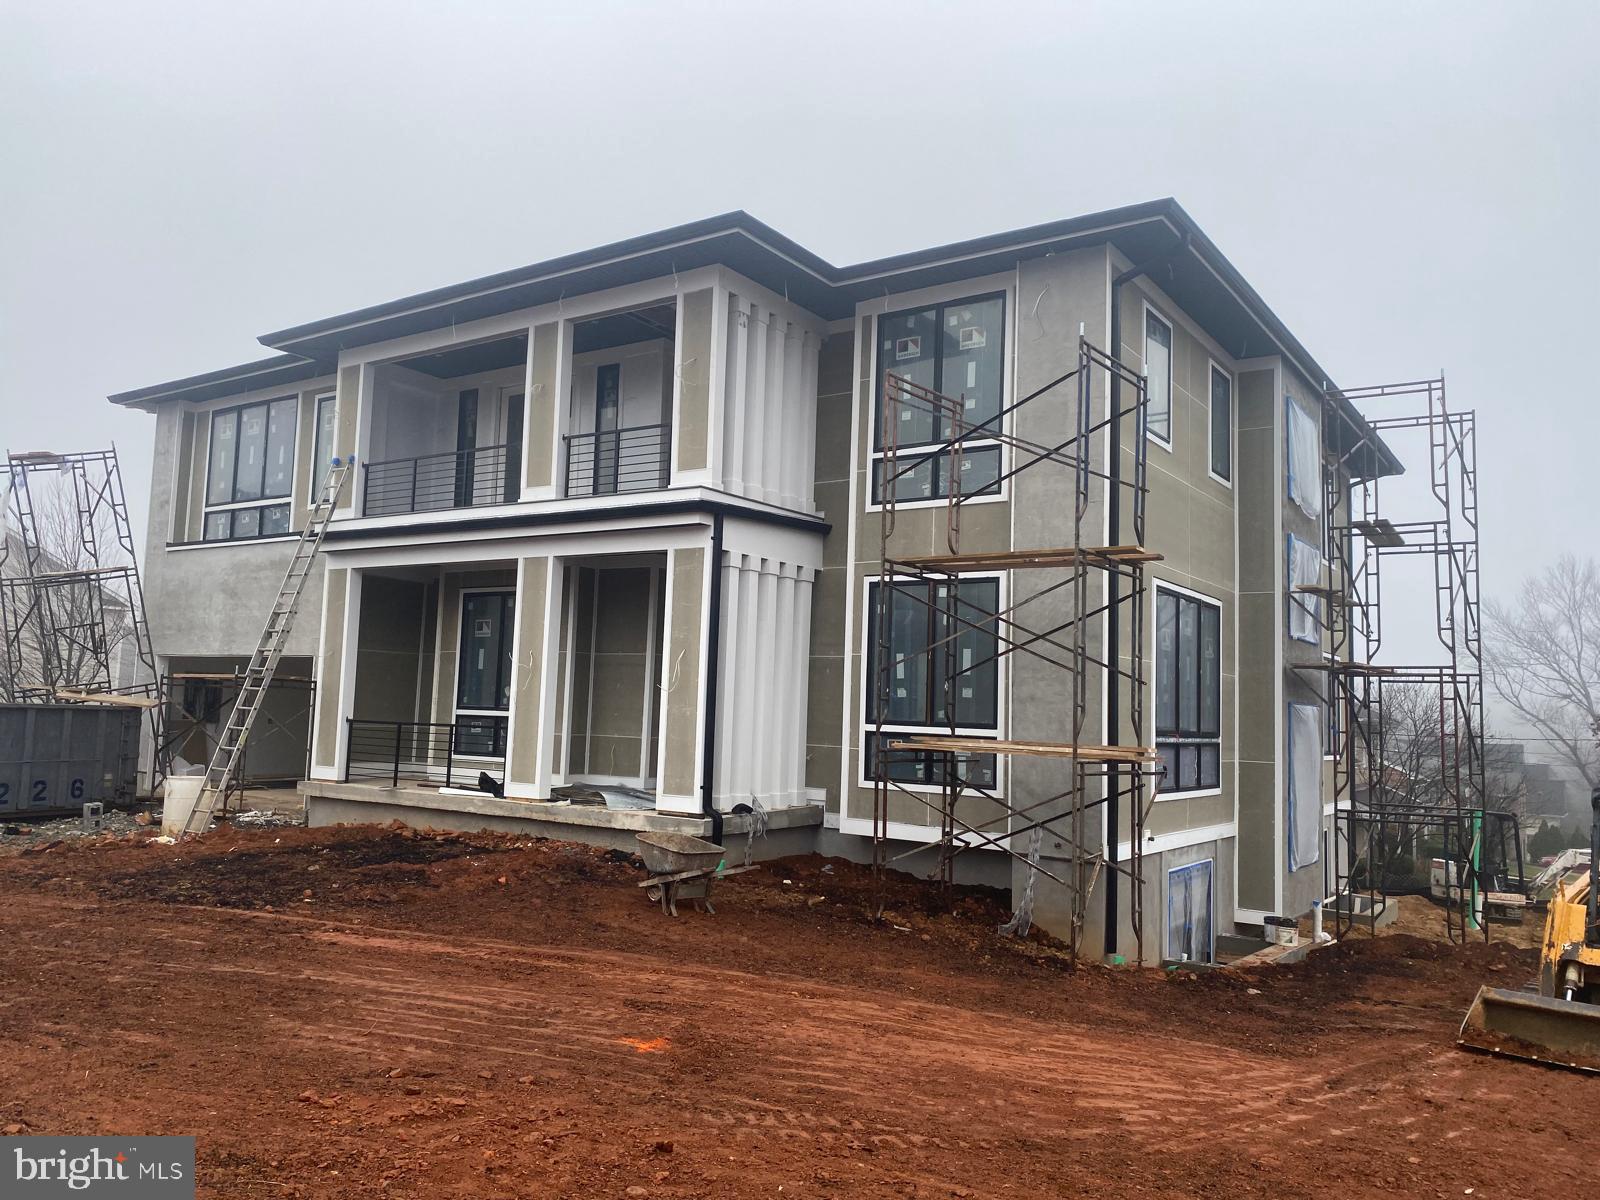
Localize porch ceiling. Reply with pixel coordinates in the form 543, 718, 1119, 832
396, 332, 528, 379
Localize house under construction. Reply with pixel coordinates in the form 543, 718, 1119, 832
101, 198, 1500, 962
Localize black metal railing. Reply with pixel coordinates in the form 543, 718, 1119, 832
343, 718, 507, 787
362, 442, 518, 517
563, 423, 671, 498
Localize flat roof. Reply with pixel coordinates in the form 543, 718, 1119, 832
107, 199, 1400, 475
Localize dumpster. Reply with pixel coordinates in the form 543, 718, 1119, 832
0, 704, 141, 817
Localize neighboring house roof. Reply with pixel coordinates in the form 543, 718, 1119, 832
107, 198, 1401, 476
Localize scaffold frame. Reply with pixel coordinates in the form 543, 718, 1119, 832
870, 333, 1164, 961
1315, 376, 1516, 941
1, 448, 167, 786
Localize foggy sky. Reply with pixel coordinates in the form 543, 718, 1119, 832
3, 1, 1596, 743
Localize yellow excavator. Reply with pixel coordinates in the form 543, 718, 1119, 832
1458, 787, 1600, 1072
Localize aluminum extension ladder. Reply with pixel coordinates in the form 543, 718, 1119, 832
179, 459, 352, 836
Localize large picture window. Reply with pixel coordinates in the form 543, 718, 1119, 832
1145, 309, 1173, 445
872, 293, 1005, 503
456, 590, 514, 758
203, 396, 297, 541
864, 577, 1000, 789
1155, 587, 1221, 794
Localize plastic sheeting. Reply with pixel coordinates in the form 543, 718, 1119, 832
1287, 703, 1323, 871
1165, 859, 1214, 963
1287, 533, 1323, 644
1286, 396, 1322, 520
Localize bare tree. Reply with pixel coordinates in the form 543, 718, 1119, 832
0, 470, 132, 699
1485, 556, 1600, 788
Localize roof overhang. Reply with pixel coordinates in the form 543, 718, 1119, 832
107, 353, 331, 410
108, 199, 1403, 476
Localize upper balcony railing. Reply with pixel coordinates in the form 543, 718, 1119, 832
563, 423, 671, 499
362, 442, 517, 517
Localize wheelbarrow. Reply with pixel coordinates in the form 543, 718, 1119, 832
634, 832, 756, 916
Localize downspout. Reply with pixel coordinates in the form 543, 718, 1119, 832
1104, 229, 1189, 961
700, 512, 725, 844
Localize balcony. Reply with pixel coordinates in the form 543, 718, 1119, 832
362, 442, 518, 517
563, 423, 671, 498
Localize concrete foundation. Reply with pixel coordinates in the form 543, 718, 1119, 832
301, 779, 825, 858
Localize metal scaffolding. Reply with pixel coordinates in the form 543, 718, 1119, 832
158, 669, 316, 813
0, 448, 167, 784
1315, 377, 1518, 940
870, 333, 1163, 961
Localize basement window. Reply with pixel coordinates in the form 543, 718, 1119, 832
203, 396, 297, 541
872, 294, 1005, 503
863, 577, 999, 789
1155, 586, 1221, 794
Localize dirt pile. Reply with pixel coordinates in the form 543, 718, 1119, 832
0, 824, 1581, 1198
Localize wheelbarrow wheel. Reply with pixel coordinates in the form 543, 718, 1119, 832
646, 883, 664, 903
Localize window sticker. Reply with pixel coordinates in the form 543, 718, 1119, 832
895, 336, 922, 360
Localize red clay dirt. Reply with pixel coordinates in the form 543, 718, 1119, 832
0, 822, 1587, 1198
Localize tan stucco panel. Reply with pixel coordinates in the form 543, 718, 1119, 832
660, 546, 706, 797
507, 557, 549, 788
334, 365, 360, 463
675, 289, 714, 473
523, 322, 559, 490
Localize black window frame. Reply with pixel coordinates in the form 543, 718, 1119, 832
202, 395, 299, 542
1154, 586, 1222, 795
871, 291, 1007, 505
863, 576, 1001, 790
1209, 362, 1232, 483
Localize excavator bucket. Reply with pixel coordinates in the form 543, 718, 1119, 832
1458, 986, 1600, 1073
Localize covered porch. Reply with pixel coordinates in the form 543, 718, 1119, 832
353, 299, 679, 520
303, 514, 824, 840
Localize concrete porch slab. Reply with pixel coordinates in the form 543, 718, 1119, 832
299, 779, 824, 858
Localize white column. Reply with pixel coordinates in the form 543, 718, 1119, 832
332, 567, 363, 780
789, 566, 815, 806
773, 565, 797, 807
725, 298, 751, 496
780, 321, 804, 510
714, 555, 744, 808
731, 553, 760, 808
762, 317, 787, 507
744, 304, 768, 501
798, 330, 819, 511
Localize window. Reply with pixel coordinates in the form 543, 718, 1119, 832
864, 577, 999, 788
1145, 309, 1173, 445
203, 396, 297, 541
311, 394, 336, 498
456, 590, 514, 757
1155, 587, 1221, 794
872, 293, 1005, 503
1166, 860, 1214, 963
1209, 363, 1231, 482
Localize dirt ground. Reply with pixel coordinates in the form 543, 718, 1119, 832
0, 823, 1587, 1199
